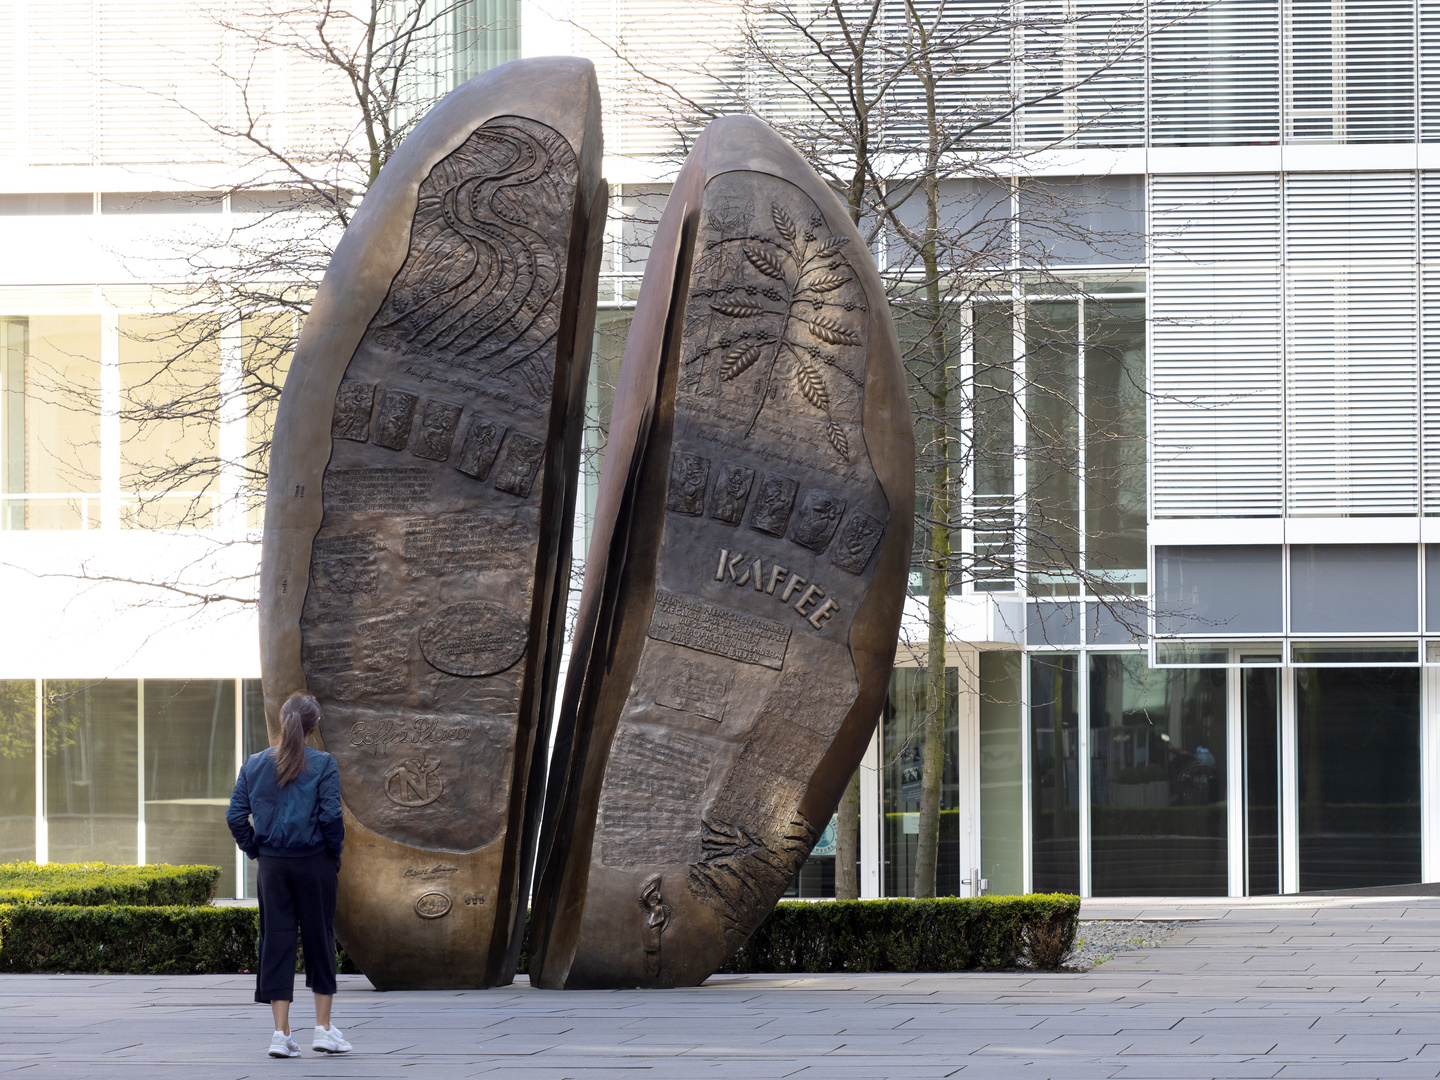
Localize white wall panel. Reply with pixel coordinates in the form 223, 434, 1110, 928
1421, 172, 1440, 512
1285, 173, 1418, 516
1151, 174, 1284, 517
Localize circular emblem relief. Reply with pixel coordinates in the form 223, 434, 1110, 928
419, 601, 529, 677
414, 891, 453, 919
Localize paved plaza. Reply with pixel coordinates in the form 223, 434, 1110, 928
6, 895, 1440, 1078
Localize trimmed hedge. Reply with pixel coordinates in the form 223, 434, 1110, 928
720, 895, 1082, 974
0, 904, 258, 974
0, 862, 220, 908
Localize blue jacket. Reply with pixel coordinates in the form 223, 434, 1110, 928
227, 747, 344, 860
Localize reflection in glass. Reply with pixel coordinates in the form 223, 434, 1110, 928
1084, 300, 1146, 594
1088, 654, 1226, 896
1025, 304, 1080, 595
973, 304, 1016, 591
144, 680, 237, 897
45, 680, 138, 864
882, 668, 959, 896
1030, 654, 1079, 892
1297, 668, 1420, 890
0, 680, 36, 861
979, 652, 1023, 894
1243, 668, 1280, 895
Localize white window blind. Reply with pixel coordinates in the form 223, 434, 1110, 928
1151, 0, 1281, 147
1420, 173, 1440, 512
1423, 1, 1440, 141
1151, 174, 1283, 517
1285, 0, 1416, 143
25, 1, 95, 165
1285, 173, 1418, 516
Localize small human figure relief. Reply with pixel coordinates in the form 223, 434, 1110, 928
373, 389, 420, 450
492, 432, 545, 497
829, 509, 886, 575
707, 461, 755, 524
332, 381, 376, 441
639, 876, 670, 978
385, 752, 446, 808
454, 415, 506, 480
666, 452, 710, 515
412, 399, 463, 461
788, 488, 847, 552
747, 472, 797, 536
418, 600, 530, 677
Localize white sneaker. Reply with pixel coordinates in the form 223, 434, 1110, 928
312, 1024, 352, 1054
268, 1031, 301, 1058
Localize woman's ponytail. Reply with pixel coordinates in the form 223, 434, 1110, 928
274, 692, 321, 786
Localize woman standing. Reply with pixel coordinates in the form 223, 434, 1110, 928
227, 691, 352, 1058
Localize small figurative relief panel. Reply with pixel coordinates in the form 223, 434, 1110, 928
298, 115, 579, 853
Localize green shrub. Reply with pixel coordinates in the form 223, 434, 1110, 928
0, 862, 220, 907
720, 895, 1082, 974
0, 904, 258, 974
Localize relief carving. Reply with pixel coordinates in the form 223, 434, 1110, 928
412, 398, 462, 461
454, 416, 505, 480
373, 389, 419, 450
385, 752, 446, 808
640, 876, 670, 978
707, 462, 755, 524
646, 590, 790, 669
322, 468, 432, 514
332, 381, 376, 441
492, 432, 545, 497
747, 472, 797, 536
666, 452, 710, 515
788, 488, 846, 551
687, 813, 818, 951
414, 891, 453, 919
418, 600, 530, 676
597, 727, 712, 868
829, 509, 885, 575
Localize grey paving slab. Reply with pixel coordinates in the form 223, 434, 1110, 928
8, 898, 1440, 1078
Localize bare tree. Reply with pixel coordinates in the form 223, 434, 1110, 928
575, 0, 1174, 897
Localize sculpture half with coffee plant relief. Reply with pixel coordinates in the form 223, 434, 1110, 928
259, 57, 606, 990
528, 115, 913, 989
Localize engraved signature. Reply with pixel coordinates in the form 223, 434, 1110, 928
350, 717, 471, 756
403, 864, 460, 878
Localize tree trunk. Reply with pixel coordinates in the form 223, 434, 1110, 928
834, 769, 861, 899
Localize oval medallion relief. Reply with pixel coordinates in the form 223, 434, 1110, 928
419, 601, 529, 676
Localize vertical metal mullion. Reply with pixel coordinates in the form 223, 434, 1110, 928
860, 727, 881, 899
1077, 295, 1087, 592
34, 678, 45, 864
1020, 650, 1033, 894
1077, 650, 1091, 898
1226, 659, 1246, 897
1280, 664, 1300, 893
1424, 666, 1440, 882
136, 679, 145, 866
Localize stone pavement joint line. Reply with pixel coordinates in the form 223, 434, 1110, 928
5, 897, 1440, 1079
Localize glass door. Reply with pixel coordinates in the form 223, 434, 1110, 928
1241, 665, 1281, 895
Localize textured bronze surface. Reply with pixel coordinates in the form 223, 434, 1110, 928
529, 116, 912, 989
259, 57, 605, 990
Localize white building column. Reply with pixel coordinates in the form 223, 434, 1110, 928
859, 728, 880, 898
33, 678, 45, 864
99, 308, 121, 530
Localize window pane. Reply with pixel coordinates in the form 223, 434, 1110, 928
1244, 668, 1281, 896
1155, 546, 1284, 635
119, 314, 221, 528
144, 680, 236, 896
973, 303, 1015, 591
979, 651, 1023, 895
242, 314, 295, 529
1026, 303, 1080, 594
1088, 654, 1227, 896
882, 668, 959, 897
45, 680, 138, 864
1297, 667, 1420, 890
1029, 653, 1079, 892
1290, 545, 1418, 633
1, 316, 102, 530
0, 680, 36, 862
1084, 299, 1147, 593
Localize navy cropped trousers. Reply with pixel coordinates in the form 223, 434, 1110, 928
255, 853, 338, 1004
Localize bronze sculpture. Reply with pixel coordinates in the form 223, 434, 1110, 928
258, 56, 606, 990
528, 115, 913, 989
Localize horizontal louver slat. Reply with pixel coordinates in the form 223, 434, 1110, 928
1151, 0, 1281, 147
1151, 174, 1283, 517
1286, 0, 1416, 143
